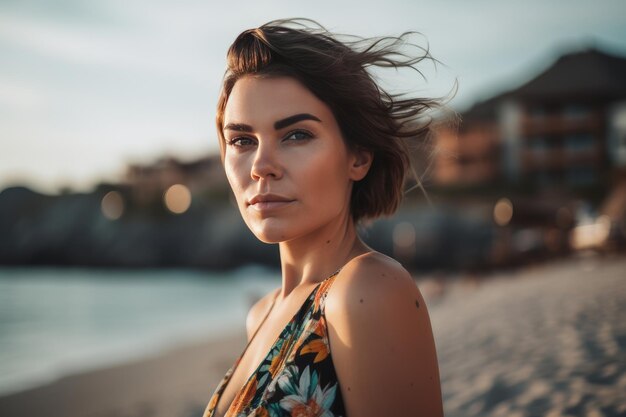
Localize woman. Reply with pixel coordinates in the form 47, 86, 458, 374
204, 19, 443, 417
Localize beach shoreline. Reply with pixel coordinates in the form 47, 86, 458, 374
0, 331, 247, 417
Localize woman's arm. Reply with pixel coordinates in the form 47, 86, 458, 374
325, 253, 443, 416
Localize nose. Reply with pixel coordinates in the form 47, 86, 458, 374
250, 141, 283, 181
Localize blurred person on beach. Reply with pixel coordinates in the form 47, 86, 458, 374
204, 18, 443, 417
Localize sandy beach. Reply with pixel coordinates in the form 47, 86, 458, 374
431, 253, 626, 417
1, 253, 624, 417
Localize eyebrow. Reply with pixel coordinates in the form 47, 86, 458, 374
274, 113, 321, 130
223, 113, 322, 133
223, 123, 253, 133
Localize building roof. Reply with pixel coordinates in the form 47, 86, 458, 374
512, 48, 626, 101
462, 47, 626, 121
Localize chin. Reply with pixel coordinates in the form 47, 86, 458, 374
253, 233, 284, 244
246, 218, 294, 244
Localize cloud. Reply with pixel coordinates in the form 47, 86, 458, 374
0, 12, 128, 65
0, 11, 210, 84
0, 77, 47, 111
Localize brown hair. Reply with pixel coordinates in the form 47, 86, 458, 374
216, 18, 443, 222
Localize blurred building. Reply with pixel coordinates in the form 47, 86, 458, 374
125, 155, 227, 206
433, 47, 626, 260
435, 47, 626, 190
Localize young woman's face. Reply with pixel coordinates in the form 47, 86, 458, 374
222, 76, 367, 243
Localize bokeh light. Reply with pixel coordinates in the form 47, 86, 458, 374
493, 198, 514, 226
163, 184, 191, 214
393, 221, 417, 260
569, 214, 611, 250
101, 191, 124, 220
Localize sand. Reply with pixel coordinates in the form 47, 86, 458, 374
1, 252, 625, 417
428, 253, 626, 417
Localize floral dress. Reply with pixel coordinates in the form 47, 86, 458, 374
203, 271, 346, 417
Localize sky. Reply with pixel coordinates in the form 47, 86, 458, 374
1, 0, 625, 193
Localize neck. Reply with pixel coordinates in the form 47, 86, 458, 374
277, 212, 368, 300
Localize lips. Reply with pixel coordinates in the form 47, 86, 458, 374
247, 193, 295, 211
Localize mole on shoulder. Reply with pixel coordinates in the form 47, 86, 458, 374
347, 386, 351, 391
326, 240, 331, 244
415, 300, 420, 308
360, 298, 364, 303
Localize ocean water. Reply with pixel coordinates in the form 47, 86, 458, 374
0, 267, 280, 396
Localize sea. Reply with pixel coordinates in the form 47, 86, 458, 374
0, 266, 281, 397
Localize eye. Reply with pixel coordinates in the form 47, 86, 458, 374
283, 129, 313, 142
226, 137, 256, 148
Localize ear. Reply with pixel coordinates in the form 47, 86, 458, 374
348, 148, 373, 181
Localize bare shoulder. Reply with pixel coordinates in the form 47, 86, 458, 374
325, 251, 423, 315
325, 250, 432, 347
324, 251, 443, 416
245, 286, 279, 341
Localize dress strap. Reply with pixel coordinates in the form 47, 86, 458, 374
315, 269, 341, 313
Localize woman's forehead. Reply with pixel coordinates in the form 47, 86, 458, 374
224, 76, 332, 126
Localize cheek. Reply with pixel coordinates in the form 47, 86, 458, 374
296, 149, 350, 202
224, 156, 249, 206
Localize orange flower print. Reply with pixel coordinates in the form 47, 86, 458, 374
231, 376, 258, 411
300, 339, 329, 363
313, 281, 329, 313
291, 399, 322, 417
313, 317, 326, 337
